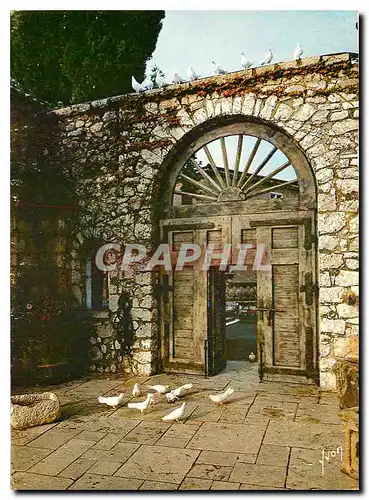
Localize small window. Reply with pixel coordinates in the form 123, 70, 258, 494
269, 192, 283, 199
86, 258, 109, 310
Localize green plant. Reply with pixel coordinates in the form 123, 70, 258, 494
11, 10, 165, 105
11, 290, 94, 378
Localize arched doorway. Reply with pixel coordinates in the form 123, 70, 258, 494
157, 117, 318, 385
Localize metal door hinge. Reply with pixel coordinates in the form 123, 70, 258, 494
300, 272, 318, 305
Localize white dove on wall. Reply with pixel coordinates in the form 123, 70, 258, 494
147, 384, 171, 394
241, 52, 253, 69
249, 352, 256, 362
131, 76, 143, 93
162, 402, 186, 423
209, 387, 235, 405
97, 393, 124, 409
294, 43, 303, 60
187, 66, 200, 81
141, 78, 153, 91
132, 383, 141, 397
172, 71, 185, 84
155, 74, 168, 89
211, 60, 227, 75
127, 393, 155, 413
260, 48, 273, 66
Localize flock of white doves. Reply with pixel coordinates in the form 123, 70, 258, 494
132, 44, 303, 93
98, 383, 235, 423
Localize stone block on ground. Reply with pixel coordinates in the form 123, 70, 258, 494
11, 392, 61, 430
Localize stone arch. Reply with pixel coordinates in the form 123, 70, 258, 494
154, 114, 317, 221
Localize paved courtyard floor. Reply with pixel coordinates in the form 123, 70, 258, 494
11, 361, 358, 491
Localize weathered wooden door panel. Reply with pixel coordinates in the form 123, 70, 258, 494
235, 213, 317, 383
160, 216, 231, 374
207, 266, 226, 376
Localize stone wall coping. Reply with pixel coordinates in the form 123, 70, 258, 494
46, 52, 358, 119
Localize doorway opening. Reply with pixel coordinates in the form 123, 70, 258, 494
225, 269, 257, 365
158, 119, 318, 384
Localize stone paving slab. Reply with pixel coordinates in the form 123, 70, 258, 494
257, 444, 290, 466
239, 483, 287, 490
26, 428, 82, 449
121, 420, 170, 445
155, 422, 200, 448
255, 393, 320, 405
229, 463, 287, 487
237, 453, 257, 464
82, 442, 139, 463
57, 415, 141, 435
187, 422, 267, 454
115, 444, 200, 484
140, 480, 179, 490
295, 403, 342, 425
144, 373, 231, 392
187, 405, 223, 423
219, 406, 250, 423
264, 420, 345, 449
286, 447, 358, 490
179, 477, 212, 490
155, 437, 189, 448
12, 471, 74, 490
68, 473, 143, 490
187, 463, 232, 481
254, 382, 319, 398
65, 379, 122, 397
77, 430, 107, 442
10, 369, 359, 491
318, 392, 340, 406
11, 423, 58, 446
58, 457, 95, 480
88, 460, 122, 476
211, 480, 240, 490
196, 450, 239, 467
28, 438, 94, 476
11, 445, 54, 472
243, 415, 270, 426
247, 400, 298, 421
92, 433, 123, 450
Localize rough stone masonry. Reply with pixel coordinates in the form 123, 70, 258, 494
45, 52, 358, 390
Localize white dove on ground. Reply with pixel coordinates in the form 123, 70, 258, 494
162, 402, 186, 423
294, 43, 303, 60
241, 52, 253, 69
172, 71, 185, 84
165, 391, 179, 403
209, 387, 235, 405
249, 352, 256, 362
147, 384, 171, 394
187, 66, 200, 81
132, 383, 141, 397
172, 383, 193, 397
97, 393, 124, 409
155, 74, 168, 89
260, 48, 273, 66
131, 76, 143, 93
211, 60, 227, 75
127, 393, 155, 413
166, 383, 193, 402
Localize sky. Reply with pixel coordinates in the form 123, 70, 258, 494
150, 10, 358, 79
148, 10, 358, 181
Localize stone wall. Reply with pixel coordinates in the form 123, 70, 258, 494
46, 52, 359, 389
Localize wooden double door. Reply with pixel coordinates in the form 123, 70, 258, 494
160, 211, 317, 384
